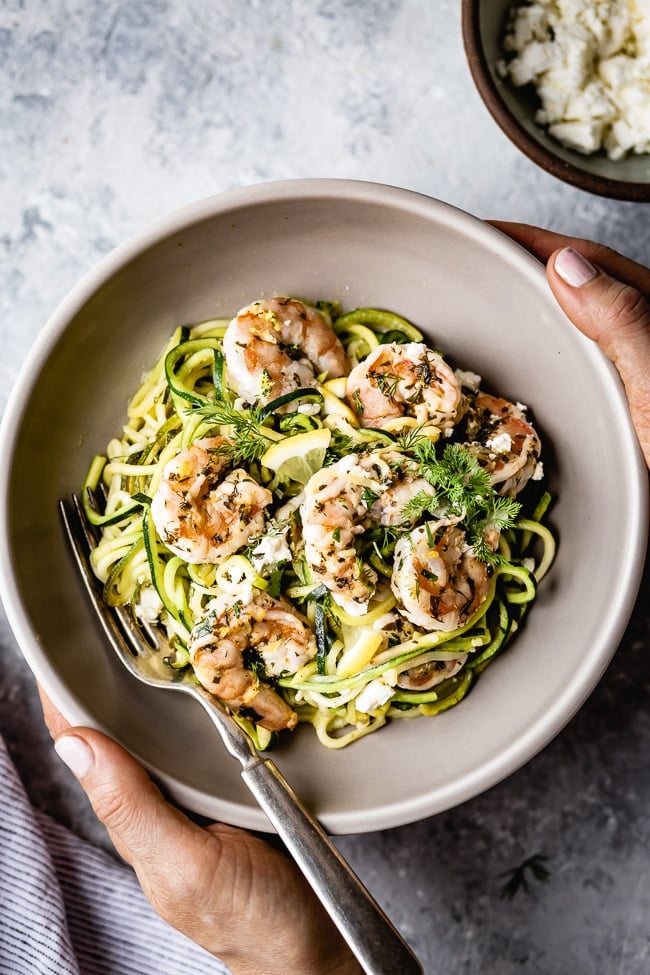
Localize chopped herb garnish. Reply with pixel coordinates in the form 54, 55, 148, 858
421, 568, 439, 583
243, 646, 266, 677
371, 370, 400, 399
361, 486, 380, 508
266, 566, 284, 599
192, 401, 275, 464
324, 430, 357, 463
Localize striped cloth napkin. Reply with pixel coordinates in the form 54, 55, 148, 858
0, 733, 230, 975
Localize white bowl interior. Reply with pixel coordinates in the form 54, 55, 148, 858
0, 180, 647, 833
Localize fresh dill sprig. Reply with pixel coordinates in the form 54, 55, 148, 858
400, 489, 439, 524
400, 441, 521, 562
472, 493, 522, 562
417, 442, 491, 514
396, 425, 430, 452
324, 429, 357, 464
193, 401, 276, 464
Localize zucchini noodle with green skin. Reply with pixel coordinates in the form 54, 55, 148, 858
84, 296, 555, 750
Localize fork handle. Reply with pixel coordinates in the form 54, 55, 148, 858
241, 758, 423, 975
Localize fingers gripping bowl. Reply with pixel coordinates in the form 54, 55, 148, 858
0, 180, 646, 833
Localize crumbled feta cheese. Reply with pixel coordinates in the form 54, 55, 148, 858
204, 591, 235, 618
486, 431, 513, 454
250, 528, 292, 574
260, 636, 315, 677
549, 120, 607, 154
135, 585, 164, 624
220, 577, 254, 606
455, 369, 482, 392
532, 460, 545, 481
356, 678, 395, 714
500, 0, 650, 159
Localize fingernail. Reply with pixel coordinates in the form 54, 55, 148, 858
554, 247, 598, 287
54, 735, 94, 779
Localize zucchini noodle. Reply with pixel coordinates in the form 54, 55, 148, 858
83, 299, 556, 751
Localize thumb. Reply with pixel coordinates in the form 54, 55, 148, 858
549, 246, 650, 468
52, 729, 220, 933
52, 730, 360, 972
54, 729, 193, 864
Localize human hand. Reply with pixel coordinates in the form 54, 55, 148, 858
39, 688, 361, 975
490, 222, 650, 468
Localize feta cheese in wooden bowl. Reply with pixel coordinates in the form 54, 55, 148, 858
462, 0, 650, 200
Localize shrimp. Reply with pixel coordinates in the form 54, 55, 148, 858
367, 470, 436, 528
391, 521, 494, 632
346, 342, 464, 432
150, 436, 272, 564
299, 448, 434, 614
222, 296, 348, 405
463, 392, 542, 497
300, 454, 379, 616
188, 591, 316, 731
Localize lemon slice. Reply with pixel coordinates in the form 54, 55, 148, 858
320, 385, 359, 427
323, 376, 348, 398
337, 628, 384, 677
261, 427, 331, 484
381, 417, 441, 440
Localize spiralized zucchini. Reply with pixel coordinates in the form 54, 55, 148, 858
84, 302, 555, 750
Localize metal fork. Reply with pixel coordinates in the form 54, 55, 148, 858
59, 493, 424, 975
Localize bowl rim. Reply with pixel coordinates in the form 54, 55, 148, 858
461, 0, 650, 203
0, 177, 648, 833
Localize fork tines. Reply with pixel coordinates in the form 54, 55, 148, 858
59, 494, 157, 670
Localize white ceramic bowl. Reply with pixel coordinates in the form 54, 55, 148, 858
0, 179, 647, 834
